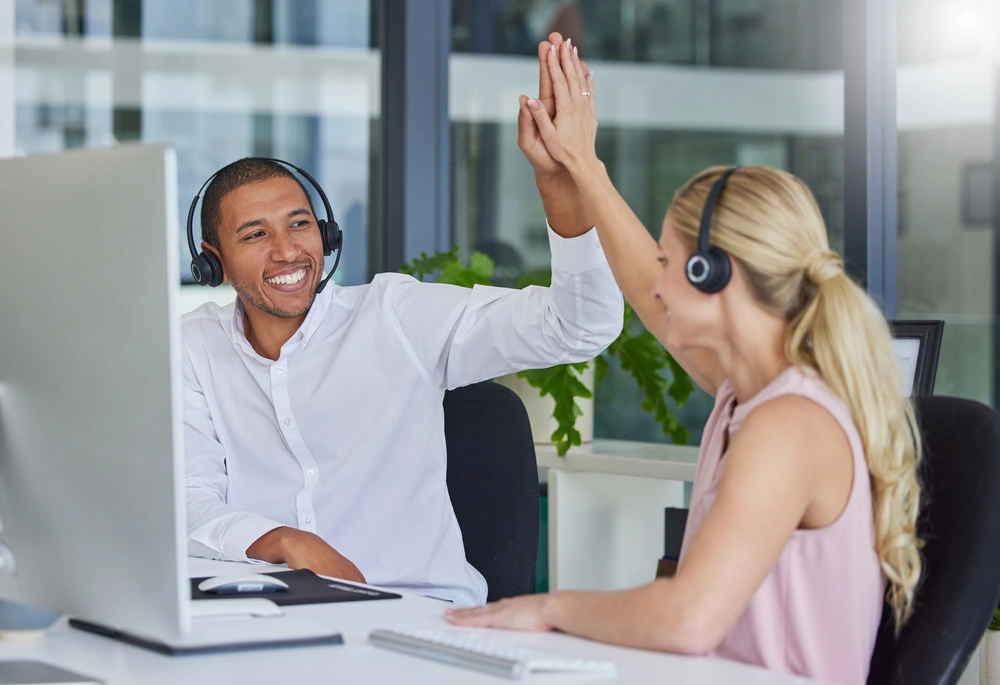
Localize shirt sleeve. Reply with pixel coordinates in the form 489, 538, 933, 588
387, 225, 624, 390
182, 337, 285, 562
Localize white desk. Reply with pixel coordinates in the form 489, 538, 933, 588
536, 439, 698, 592
0, 559, 815, 685
536, 439, 699, 482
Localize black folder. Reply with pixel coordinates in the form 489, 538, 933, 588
190, 569, 402, 606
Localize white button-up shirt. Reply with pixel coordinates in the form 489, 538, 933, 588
182, 227, 623, 605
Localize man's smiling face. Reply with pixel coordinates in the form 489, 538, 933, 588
212, 176, 324, 321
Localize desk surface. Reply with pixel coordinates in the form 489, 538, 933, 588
0, 559, 814, 685
537, 438, 699, 482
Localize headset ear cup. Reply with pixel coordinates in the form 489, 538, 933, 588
191, 251, 224, 288
317, 219, 331, 256
319, 218, 342, 256
702, 247, 732, 294
686, 252, 709, 289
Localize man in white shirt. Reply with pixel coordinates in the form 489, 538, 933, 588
184, 51, 621, 606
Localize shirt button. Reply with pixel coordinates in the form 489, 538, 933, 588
283, 418, 292, 427
304, 516, 312, 524
274, 366, 284, 374
306, 469, 315, 478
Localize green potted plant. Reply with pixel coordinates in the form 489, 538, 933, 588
400, 247, 694, 455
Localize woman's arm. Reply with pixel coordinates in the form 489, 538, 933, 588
523, 36, 724, 395
448, 395, 849, 652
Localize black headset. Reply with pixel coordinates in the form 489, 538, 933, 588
685, 166, 739, 294
186, 158, 343, 294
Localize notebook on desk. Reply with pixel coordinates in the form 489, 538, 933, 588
190, 569, 402, 606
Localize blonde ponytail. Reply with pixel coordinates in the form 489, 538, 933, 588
789, 266, 922, 630
670, 166, 923, 631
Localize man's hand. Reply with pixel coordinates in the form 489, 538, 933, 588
518, 35, 564, 177
519, 33, 593, 237
246, 527, 366, 584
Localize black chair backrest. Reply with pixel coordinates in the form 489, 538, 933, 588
868, 396, 1000, 684
443, 381, 539, 602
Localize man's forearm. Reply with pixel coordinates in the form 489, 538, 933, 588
536, 173, 592, 238
245, 526, 294, 563
247, 527, 367, 583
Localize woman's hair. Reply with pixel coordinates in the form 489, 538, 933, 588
669, 165, 922, 632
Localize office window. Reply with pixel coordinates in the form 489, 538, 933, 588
895, 0, 998, 406
7, 0, 378, 298
450, 0, 844, 444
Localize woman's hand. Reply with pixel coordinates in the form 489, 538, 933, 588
525, 37, 598, 173
517, 35, 567, 178
519, 34, 595, 237
444, 594, 554, 632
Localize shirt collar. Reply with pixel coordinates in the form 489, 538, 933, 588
223, 282, 336, 359
295, 281, 334, 347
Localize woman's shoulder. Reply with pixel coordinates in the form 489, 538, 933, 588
740, 391, 841, 438
736, 366, 848, 419
732, 367, 859, 461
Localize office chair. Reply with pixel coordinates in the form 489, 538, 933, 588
443, 381, 539, 602
867, 396, 1000, 685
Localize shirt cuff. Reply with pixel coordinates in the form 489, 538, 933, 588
547, 222, 609, 275
222, 514, 286, 562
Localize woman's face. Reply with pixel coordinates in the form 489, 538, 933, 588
652, 213, 720, 352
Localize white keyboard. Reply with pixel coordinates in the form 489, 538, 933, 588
368, 628, 617, 680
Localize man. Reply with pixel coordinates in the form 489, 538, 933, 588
183, 36, 619, 606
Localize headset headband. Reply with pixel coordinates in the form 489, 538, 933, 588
697, 166, 740, 255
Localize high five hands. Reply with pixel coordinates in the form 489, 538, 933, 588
518, 32, 599, 177
445, 38, 603, 634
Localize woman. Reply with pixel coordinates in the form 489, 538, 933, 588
446, 36, 922, 685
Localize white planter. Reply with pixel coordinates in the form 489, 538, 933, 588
496, 363, 595, 446
981, 630, 1000, 685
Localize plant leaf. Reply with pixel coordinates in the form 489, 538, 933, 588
605, 315, 692, 445
400, 247, 494, 287
516, 271, 552, 289
399, 247, 461, 282
469, 252, 495, 281
518, 362, 592, 456
594, 354, 609, 387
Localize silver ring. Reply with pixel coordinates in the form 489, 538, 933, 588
581, 91, 591, 96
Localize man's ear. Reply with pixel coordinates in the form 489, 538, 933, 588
200, 241, 228, 284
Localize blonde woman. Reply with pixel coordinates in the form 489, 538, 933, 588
446, 34, 922, 685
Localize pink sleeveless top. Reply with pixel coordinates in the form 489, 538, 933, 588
679, 366, 884, 685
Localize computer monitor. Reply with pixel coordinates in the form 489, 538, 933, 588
0, 144, 190, 641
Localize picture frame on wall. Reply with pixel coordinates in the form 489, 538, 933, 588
889, 320, 945, 397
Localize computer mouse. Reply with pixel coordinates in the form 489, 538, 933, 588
197, 574, 290, 595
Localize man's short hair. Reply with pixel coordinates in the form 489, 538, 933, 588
200, 158, 315, 252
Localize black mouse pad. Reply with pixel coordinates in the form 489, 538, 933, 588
190, 569, 401, 606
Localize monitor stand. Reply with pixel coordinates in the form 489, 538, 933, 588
0, 660, 102, 685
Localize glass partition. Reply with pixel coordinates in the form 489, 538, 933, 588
9, 0, 378, 309
450, 0, 845, 442
895, 0, 998, 406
